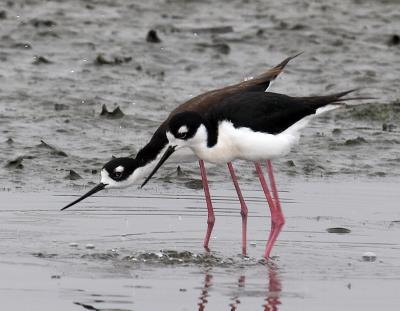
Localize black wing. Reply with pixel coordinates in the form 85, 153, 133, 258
206, 91, 354, 135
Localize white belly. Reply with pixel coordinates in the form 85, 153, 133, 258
191, 118, 309, 164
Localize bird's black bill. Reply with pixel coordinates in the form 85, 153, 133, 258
141, 145, 176, 188
61, 183, 106, 211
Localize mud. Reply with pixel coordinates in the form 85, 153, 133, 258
1, 0, 400, 309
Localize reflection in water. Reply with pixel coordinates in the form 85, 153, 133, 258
229, 275, 245, 310
263, 265, 282, 311
197, 264, 282, 310
198, 270, 213, 311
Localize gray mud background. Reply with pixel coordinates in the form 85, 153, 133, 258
1, 0, 400, 310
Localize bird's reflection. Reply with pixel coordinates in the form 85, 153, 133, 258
197, 263, 282, 310
263, 265, 282, 311
198, 269, 213, 311
229, 275, 245, 310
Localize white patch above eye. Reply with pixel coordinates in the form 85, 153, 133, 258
178, 125, 188, 134
115, 166, 124, 173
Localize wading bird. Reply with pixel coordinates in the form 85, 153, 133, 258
62, 54, 364, 259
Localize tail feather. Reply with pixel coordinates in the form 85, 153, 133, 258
301, 89, 373, 111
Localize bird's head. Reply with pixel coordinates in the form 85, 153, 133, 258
167, 111, 208, 149
141, 111, 208, 188
61, 157, 140, 210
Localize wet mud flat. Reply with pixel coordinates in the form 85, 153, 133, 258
1, 179, 400, 310
1, 0, 400, 191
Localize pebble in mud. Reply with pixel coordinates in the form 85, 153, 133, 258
33, 56, 52, 65
100, 104, 125, 119
362, 251, 377, 262
39, 140, 68, 157
69, 242, 78, 247
85, 244, 95, 249
326, 227, 351, 234
5, 156, 24, 169
388, 34, 400, 46
65, 170, 82, 180
94, 54, 132, 65
146, 29, 161, 43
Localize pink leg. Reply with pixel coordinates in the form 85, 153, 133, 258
199, 160, 215, 251
255, 162, 285, 259
227, 162, 248, 256
265, 160, 285, 257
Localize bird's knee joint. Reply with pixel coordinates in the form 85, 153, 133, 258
273, 216, 285, 227
240, 209, 248, 218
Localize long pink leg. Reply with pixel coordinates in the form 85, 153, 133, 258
265, 160, 285, 257
255, 162, 284, 259
199, 160, 215, 251
227, 162, 248, 256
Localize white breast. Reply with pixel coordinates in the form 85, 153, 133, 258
190, 111, 332, 164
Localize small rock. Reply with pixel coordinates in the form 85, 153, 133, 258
5, 156, 24, 169
177, 166, 184, 176
69, 242, 78, 247
250, 242, 257, 247
344, 136, 367, 146
39, 140, 68, 157
51, 275, 61, 279
33, 55, 52, 65
54, 103, 69, 111
362, 251, 376, 262
179, 288, 187, 292
6, 137, 13, 144
0, 10, 7, 19
286, 160, 296, 167
100, 104, 125, 119
85, 244, 95, 249
65, 170, 82, 180
332, 128, 342, 135
382, 123, 396, 132
146, 29, 161, 43
388, 34, 400, 46
94, 54, 132, 65
326, 227, 351, 234
30, 19, 56, 27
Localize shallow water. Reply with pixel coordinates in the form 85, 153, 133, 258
1, 181, 400, 310
1, 0, 400, 309
1, 0, 400, 191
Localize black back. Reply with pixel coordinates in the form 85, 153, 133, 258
205, 91, 347, 136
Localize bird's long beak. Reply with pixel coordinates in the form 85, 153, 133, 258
61, 182, 106, 211
141, 145, 176, 188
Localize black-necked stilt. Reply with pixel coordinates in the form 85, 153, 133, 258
62, 54, 365, 259
62, 54, 297, 255
139, 89, 366, 259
